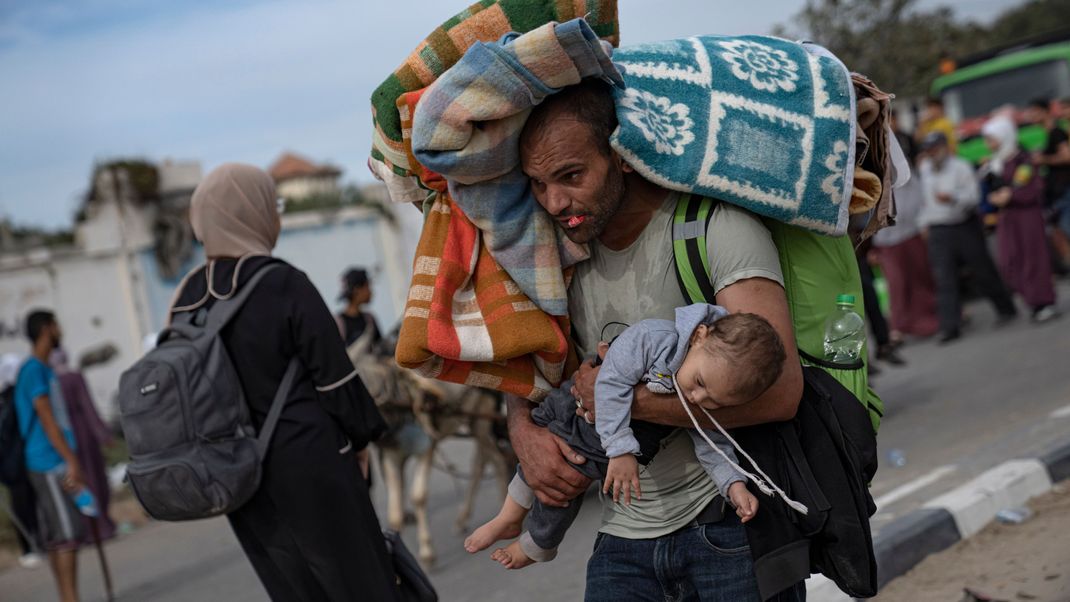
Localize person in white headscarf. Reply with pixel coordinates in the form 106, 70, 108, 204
982, 117, 1059, 322
169, 164, 400, 600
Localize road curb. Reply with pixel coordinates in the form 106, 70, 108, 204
872, 508, 959, 590
1039, 438, 1070, 483
871, 439, 1070, 594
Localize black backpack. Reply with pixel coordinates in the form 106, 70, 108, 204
119, 265, 299, 521
0, 386, 32, 485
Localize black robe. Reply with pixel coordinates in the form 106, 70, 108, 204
173, 256, 398, 602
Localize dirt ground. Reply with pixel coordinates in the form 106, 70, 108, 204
876, 484, 1070, 602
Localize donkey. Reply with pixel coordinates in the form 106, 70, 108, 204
346, 330, 510, 566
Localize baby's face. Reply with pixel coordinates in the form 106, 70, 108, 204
675, 341, 751, 409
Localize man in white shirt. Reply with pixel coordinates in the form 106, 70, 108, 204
918, 132, 1017, 342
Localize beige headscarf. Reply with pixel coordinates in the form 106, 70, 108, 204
170, 163, 281, 314
190, 163, 280, 257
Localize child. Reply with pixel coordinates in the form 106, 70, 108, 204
464, 304, 787, 568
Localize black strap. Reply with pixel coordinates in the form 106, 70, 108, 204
255, 358, 301, 461
673, 195, 720, 304
798, 349, 864, 372
204, 264, 283, 335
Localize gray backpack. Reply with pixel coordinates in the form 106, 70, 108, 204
119, 264, 299, 521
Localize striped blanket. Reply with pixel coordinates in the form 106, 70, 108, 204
375, 3, 620, 400
369, 0, 619, 208
411, 19, 621, 316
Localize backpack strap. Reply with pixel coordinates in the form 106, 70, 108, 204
672, 194, 719, 304
255, 357, 300, 461
195, 262, 301, 459
204, 263, 283, 335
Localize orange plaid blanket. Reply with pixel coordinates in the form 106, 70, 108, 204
373, 2, 618, 400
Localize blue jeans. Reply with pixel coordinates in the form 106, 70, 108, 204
584, 514, 805, 602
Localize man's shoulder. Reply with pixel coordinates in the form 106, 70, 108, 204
702, 200, 768, 237
16, 358, 47, 384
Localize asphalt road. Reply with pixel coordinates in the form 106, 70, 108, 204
3, 283, 1069, 602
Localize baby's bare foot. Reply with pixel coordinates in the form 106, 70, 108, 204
490, 540, 535, 570
464, 516, 522, 554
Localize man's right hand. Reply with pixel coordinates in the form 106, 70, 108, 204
63, 461, 85, 493
511, 420, 591, 508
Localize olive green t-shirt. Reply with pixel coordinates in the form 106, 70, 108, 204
568, 195, 784, 539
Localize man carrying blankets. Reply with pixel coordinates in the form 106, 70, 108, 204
370, 2, 896, 599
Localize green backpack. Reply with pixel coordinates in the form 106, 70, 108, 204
672, 194, 884, 432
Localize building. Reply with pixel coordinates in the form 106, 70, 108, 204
0, 160, 415, 423
268, 152, 342, 202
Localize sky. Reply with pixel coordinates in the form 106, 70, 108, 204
0, 0, 1017, 229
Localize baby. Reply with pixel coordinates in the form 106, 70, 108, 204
464, 303, 787, 568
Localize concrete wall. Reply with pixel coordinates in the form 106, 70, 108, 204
277, 176, 338, 202
0, 201, 420, 424
0, 250, 147, 423
274, 207, 407, 332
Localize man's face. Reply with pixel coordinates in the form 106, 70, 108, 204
520, 115, 626, 244
47, 322, 62, 349
928, 145, 949, 166
353, 283, 372, 306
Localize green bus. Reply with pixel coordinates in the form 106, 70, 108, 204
931, 31, 1070, 163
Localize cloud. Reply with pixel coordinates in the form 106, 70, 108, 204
0, 0, 449, 226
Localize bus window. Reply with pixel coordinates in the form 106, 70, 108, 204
942, 59, 1070, 123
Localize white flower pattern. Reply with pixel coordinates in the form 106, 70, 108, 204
821, 140, 849, 200
619, 88, 695, 156
717, 39, 799, 93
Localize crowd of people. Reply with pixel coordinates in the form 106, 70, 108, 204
864, 98, 1068, 354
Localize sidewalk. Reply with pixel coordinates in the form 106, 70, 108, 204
875, 484, 1070, 601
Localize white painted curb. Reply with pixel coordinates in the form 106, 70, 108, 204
923, 459, 1053, 539
805, 574, 852, 602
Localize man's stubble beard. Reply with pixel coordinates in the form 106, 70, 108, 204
565, 163, 627, 244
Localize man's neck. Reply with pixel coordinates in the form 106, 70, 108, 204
598, 175, 671, 251
32, 341, 51, 364
343, 303, 362, 317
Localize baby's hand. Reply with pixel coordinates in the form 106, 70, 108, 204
728, 481, 758, 523
604, 455, 641, 505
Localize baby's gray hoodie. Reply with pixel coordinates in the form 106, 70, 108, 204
595, 303, 746, 496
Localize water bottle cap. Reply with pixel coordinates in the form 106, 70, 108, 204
836, 294, 856, 305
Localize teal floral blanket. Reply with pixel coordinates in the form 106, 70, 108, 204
610, 35, 857, 235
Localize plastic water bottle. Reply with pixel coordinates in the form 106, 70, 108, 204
823, 294, 865, 362
50, 463, 99, 517
72, 488, 99, 517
